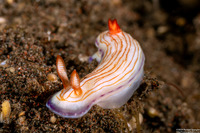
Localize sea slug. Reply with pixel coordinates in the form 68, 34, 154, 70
46, 19, 145, 118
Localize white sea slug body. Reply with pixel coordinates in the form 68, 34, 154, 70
46, 19, 145, 118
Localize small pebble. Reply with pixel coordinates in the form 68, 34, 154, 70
47, 31, 51, 41
18, 111, 25, 117
0, 112, 3, 123
0, 60, 8, 67
18, 116, 27, 126
138, 113, 143, 124
7, 0, 14, 4
47, 73, 58, 82
157, 26, 168, 34
111, 0, 122, 6
127, 113, 143, 131
147, 107, 160, 118
0, 17, 6, 24
78, 54, 89, 62
6, 67, 15, 73
2, 100, 11, 120
50, 116, 56, 123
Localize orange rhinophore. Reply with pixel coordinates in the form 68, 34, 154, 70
108, 19, 121, 34
70, 70, 82, 96
56, 55, 69, 89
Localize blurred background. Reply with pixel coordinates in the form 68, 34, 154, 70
0, 0, 200, 132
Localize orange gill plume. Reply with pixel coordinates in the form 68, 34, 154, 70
70, 70, 82, 97
108, 19, 121, 35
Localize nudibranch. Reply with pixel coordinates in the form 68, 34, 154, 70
46, 19, 145, 118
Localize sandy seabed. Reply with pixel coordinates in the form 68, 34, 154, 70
0, 0, 200, 132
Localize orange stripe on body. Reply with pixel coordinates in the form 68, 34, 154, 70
62, 36, 140, 102
93, 33, 130, 83
83, 36, 112, 79
80, 32, 120, 87
70, 46, 139, 102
